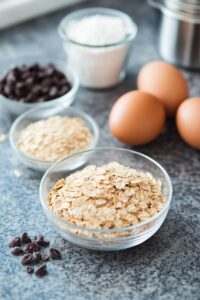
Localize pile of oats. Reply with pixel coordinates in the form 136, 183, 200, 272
17, 116, 93, 162
48, 162, 166, 230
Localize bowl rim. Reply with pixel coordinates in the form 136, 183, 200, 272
58, 7, 138, 48
0, 55, 79, 108
40, 147, 173, 234
9, 105, 100, 166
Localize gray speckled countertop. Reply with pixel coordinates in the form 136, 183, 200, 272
0, 1, 200, 299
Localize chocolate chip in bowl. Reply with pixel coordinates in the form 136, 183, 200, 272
0, 56, 79, 116
0, 64, 71, 103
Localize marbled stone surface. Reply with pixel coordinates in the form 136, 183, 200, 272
0, 1, 200, 299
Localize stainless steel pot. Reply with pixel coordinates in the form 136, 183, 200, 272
148, 0, 200, 69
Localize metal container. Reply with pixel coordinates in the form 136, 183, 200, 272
148, 0, 200, 69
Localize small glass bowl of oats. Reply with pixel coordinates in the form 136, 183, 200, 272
9, 105, 99, 171
40, 148, 173, 251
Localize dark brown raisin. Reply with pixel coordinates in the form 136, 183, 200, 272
11, 246, 23, 256
49, 248, 62, 260
27, 266, 34, 274
9, 237, 21, 248
21, 253, 33, 265
21, 232, 31, 244
35, 264, 47, 277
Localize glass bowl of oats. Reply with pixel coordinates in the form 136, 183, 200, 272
9, 105, 99, 171
40, 147, 173, 251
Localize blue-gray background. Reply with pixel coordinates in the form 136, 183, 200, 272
0, 1, 200, 299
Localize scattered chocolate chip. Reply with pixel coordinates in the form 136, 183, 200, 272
27, 266, 34, 274
49, 248, 62, 260
24, 242, 41, 254
11, 246, 24, 256
35, 235, 49, 247
9, 237, 21, 248
35, 264, 47, 277
21, 233, 31, 244
35, 234, 49, 247
9, 233, 62, 278
38, 240, 50, 247
32, 251, 41, 263
40, 254, 49, 262
21, 253, 33, 265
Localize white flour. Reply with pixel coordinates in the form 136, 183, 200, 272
64, 14, 135, 88
66, 15, 127, 46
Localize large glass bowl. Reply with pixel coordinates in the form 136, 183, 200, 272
9, 105, 99, 172
0, 55, 79, 116
40, 148, 173, 251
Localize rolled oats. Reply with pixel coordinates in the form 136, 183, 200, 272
17, 116, 93, 162
48, 162, 166, 231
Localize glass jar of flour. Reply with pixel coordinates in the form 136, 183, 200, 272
58, 8, 137, 89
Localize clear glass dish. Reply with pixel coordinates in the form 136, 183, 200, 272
40, 148, 173, 251
0, 55, 79, 116
9, 105, 99, 172
58, 8, 137, 89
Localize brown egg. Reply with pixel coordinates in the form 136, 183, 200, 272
137, 61, 188, 117
176, 97, 200, 149
109, 90, 165, 145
